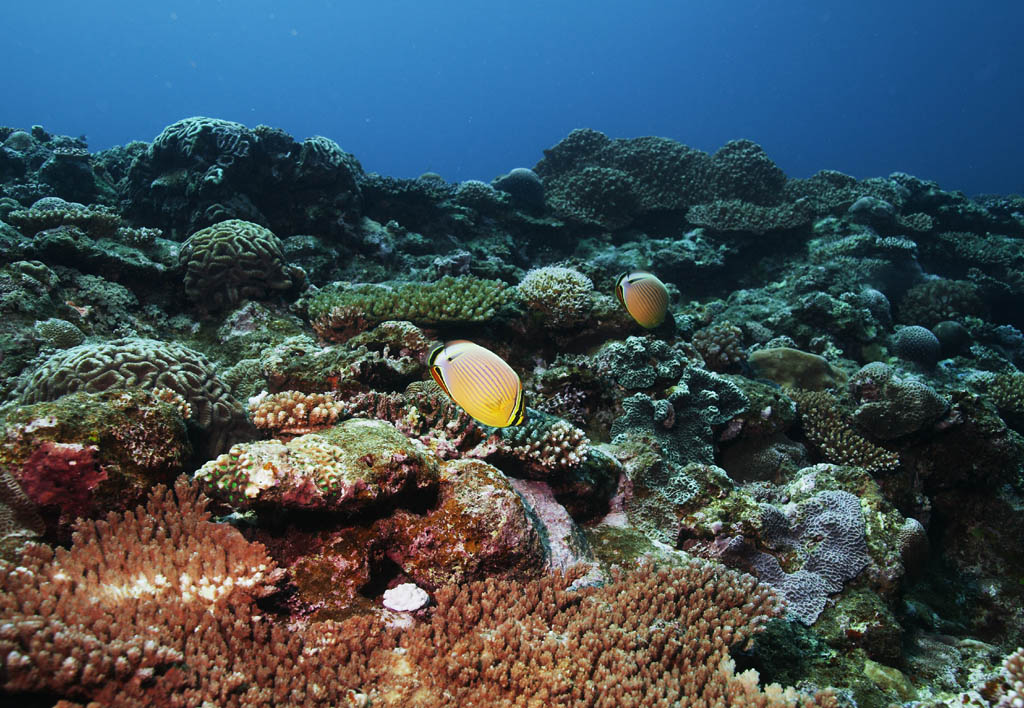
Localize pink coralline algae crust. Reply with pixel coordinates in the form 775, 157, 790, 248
13, 440, 105, 519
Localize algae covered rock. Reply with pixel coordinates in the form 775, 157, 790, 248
378, 458, 546, 588
195, 418, 439, 514
0, 389, 191, 537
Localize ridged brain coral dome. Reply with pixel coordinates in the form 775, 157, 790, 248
151, 116, 252, 165
179, 219, 305, 310
17, 337, 247, 454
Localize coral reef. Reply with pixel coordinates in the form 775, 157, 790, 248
0, 480, 837, 707
1, 118, 1023, 706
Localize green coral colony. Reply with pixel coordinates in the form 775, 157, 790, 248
0, 117, 1023, 707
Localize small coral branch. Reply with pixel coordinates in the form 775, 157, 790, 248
249, 389, 345, 437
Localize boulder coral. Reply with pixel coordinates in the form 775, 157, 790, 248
179, 218, 306, 311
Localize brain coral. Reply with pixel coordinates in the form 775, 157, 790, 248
891, 325, 942, 368
17, 337, 249, 456
179, 219, 306, 310
151, 116, 252, 167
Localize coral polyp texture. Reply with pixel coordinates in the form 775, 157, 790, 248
249, 389, 345, 436
517, 265, 595, 326
2, 119, 1024, 706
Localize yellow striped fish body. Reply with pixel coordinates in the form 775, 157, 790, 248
427, 340, 525, 427
615, 271, 669, 328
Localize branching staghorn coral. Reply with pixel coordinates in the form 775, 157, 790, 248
788, 389, 900, 473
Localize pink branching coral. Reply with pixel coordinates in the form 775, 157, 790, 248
249, 389, 345, 437
991, 646, 1024, 706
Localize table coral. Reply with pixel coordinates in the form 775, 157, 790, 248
686, 198, 814, 234
306, 275, 512, 342
6, 196, 120, 238
612, 365, 749, 468
533, 128, 714, 228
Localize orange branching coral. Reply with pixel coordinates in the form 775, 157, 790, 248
370, 562, 837, 707
0, 478, 313, 706
0, 479, 837, 706
789, 389, 900, 473
249, 389, 345, 437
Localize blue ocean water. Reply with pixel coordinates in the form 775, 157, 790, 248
2, 0, 1022, 194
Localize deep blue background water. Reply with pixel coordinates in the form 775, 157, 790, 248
3, 1, 1022, 195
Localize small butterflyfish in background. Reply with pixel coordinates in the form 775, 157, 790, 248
614, 270, 669, 328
